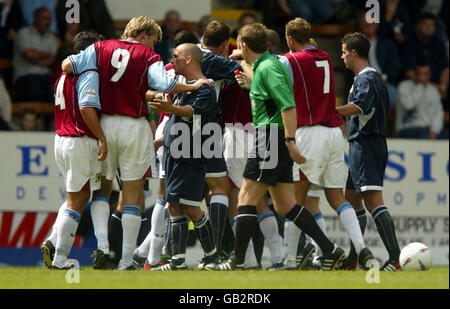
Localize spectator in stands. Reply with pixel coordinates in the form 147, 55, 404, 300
155, 10, 181, 64
231, 12, 257, 41
404, 0, 448, 44
359, 12, 402, 109
276, 0, 333, 24
229, 12, 257, 52
12, 7, 57, 102
197, 15, 213, 39
396, 60, 446, 139
20, 108, 38, 131
19, 0, 57, 33
402, 12, 449, 99
0, 0, 24, 57
56, 0, 116, 40
378, 0, 412, 46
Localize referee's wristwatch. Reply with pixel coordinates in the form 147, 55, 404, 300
285, 137, 296, 143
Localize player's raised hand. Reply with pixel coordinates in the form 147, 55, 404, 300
149, 94, 173, 112
235, 70, 251, 90
286, 142, 307, 164
98, 138, 108, 161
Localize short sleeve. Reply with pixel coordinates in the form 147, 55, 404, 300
262, 62, 296, 112
76, 70, 101, 110
68, 44, 98, 75
147, 60, 178, 93
278, 55, 294, 85
350, 78, 375, 114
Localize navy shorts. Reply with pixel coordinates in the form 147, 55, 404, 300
164, 148, 206, 207
243, 127, 293, 186
346, 136, 387, 193
205, 156, 228, 178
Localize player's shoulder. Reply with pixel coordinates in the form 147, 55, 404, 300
198, 79, 216, 93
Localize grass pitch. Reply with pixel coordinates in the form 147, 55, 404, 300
0, 267, 448, 289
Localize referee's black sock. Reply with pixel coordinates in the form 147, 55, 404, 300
347, 209, 367, 260
252, 224, 264, 266
108, 209, 122, 261
371, 206, 401, 262
268, 202, 285, 238
233, 205, 258, 265
285, 204, 334, 255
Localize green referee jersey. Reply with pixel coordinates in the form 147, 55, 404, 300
250, 51, 296, 129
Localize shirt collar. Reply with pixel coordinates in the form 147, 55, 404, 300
123, 38, 139, 44
301, 44, 315, 51
356, 66, 377, 78
251, 51, 270, 71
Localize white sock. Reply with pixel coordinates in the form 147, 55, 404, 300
312, 212, 327, 257
147, 200, 166, 265
47, 201, 67, 245
231, 216, 258, 267
259, 212, 282, 264
90, 197, 110, 253
53, 209, 80, 266
136, 230, 152, 258
121, 205, 142, 265
136, 200, 165, 258
148, 235, 164, 265
284, 219, 301, 267
337, 203, 365, 254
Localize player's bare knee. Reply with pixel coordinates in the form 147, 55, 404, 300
183, 206, 203, 222
168, 202, 183, 216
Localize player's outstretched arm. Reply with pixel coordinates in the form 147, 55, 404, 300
149, 95, 194, 118
336, 103, 362, 117
80, 107, 108, 161
171, 79, 213, 94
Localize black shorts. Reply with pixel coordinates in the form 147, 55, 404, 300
164, 148, 206, 207
243, 127, 293, 186
205, 156, 228, 178
346, 135, 387, 193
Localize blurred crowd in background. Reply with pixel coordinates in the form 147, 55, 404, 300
0, 0, 448, 139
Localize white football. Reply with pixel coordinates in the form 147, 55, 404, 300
399, 242, 432, 271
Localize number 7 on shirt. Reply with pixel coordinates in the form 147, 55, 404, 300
315, 60, 330, 94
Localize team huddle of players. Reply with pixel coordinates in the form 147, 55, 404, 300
41, 14, 402, 272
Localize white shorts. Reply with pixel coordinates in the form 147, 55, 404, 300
222, 126, 255, 188
101, 115, 157, 181
293, 126, 346, 188
54, 134, 101, 192
155, 116, 169, 179
307, 189, 322, 198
